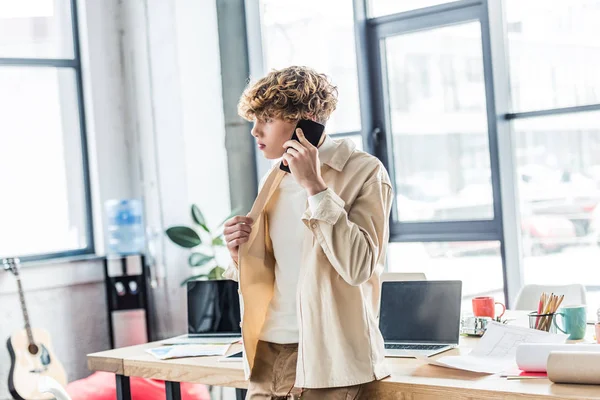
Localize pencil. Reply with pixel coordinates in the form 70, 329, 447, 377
540, 293, 553, 331
555, 295, 564, 312
536, 292, 547, 329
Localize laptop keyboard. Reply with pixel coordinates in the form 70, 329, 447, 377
385, 344, 446, 351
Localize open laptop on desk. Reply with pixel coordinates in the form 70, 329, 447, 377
162, 281, 241, 345
380, 280, 462, 358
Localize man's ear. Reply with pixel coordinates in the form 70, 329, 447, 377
305, 113, 317, 122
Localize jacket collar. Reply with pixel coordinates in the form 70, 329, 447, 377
322, 137, 356, 172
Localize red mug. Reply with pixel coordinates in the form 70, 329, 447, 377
472, 297, 506, 319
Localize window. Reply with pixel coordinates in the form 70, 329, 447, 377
364, 0, 505, 307
383, 22, 493, 222
513, 111, 600, 320
0, 0, 93, 261
258, 0, 361, 134
0, 0, 74, 58
387, 241, 506, 312
506, 0, 600, 111
504, 0, 600, 314
248, 0, 600, 307
369, 0, 455, 18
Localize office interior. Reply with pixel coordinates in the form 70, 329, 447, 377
1, 0, 600, 399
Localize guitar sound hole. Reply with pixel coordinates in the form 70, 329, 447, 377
28, 344, 39, 355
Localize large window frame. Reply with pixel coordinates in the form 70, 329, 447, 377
353, 0, 519, 305
246, 0, 600, 306
0, 0, 95, 262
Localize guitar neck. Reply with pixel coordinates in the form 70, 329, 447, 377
13, 269, 35, 346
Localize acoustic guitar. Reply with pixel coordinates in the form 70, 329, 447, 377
3, 258, 67, 400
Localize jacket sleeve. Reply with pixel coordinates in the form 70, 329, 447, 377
302, 178, 393, 286
223, 259, 239, 282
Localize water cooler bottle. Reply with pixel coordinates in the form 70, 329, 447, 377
104, 199, 151, 348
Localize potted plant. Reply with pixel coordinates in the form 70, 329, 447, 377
166, 205, 241, 333
166, 204, 238, 285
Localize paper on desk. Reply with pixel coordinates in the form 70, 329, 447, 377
146, 344, 230, 360
161, 335, 241, 345
427, 322, 568, 374
427, 354, 515, 374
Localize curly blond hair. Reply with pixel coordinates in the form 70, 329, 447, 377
238, 66, 338, 124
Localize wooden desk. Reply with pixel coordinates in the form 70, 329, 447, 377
88, 332, 600, 400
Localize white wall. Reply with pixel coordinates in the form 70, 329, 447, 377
118, 0, 232, 338
176, 0, 232, 269
176, 0, 231, 222
0, 0, 231, 396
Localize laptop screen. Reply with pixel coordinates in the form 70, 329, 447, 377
379, 280, 462, 344
187, 281, 241, 334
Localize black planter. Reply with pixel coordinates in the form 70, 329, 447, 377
187, 280, 241, 334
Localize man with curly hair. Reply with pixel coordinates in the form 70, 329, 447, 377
223, 66, 393, 399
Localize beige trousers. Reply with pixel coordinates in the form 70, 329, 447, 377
246, 341, 366, 399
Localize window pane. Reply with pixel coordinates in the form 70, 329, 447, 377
514, 112, 600, 320
384, 22, 493, 222
369, 0, 453, 17
506, 0, 600, 111
0, 0, 74, 58
387, 241, 505, 313
259, 0, 361, 133
0, 67, 88, 257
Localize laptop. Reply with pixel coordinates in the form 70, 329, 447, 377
381, 272, 427, 282
380, 280, 462, 358
162, 281, 242, 345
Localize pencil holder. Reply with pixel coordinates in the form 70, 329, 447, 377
529, 312, 558, 333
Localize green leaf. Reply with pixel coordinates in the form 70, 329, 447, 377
216, 207, 243, 229
192, 205, 210, 233
180, 274, 209, 286
188, 252, 214, 267
208, 266, 226, 280
212, 236, 225, 246
166, 226, 201, 248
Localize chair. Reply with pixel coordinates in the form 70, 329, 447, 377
39, 376, 73, 400
513, 284, 587, 310
382, 272, 426, 282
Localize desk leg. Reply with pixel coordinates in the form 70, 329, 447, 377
165, 381, 182, 400
236, 388, 247, 400
115, 375, 131, 400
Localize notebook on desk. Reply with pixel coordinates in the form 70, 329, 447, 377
162, 281, 241, 345
380, 280, 462, 358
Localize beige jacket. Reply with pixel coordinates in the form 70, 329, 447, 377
224, 138, 393, 389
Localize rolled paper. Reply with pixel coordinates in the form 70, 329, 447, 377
516, 343, 600, 372
548, 351, 600, 385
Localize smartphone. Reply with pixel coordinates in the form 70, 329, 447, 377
280, 119, 325, 173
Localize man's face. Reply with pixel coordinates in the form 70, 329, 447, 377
251, 118, 296, 160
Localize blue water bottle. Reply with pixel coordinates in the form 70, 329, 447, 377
105, 199, 145, 255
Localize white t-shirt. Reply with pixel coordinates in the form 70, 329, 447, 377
259, 135, 336, 344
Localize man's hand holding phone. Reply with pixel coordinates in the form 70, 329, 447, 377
282, 128, 327, 196
224, 216, 253, 264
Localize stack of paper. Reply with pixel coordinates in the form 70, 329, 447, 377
146, 344, 230, 360
501, 369, 547, 380
426, 322, 568, 374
